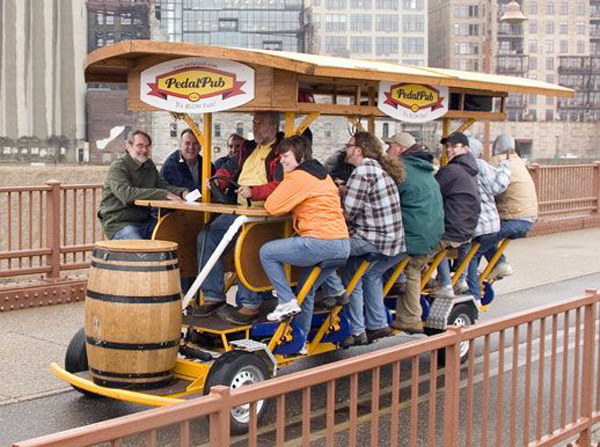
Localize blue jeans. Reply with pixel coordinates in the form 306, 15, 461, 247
436, 240, 465, 287
260, 237, 350, 304
321, 238, 396, 335
196, 213, 261, 308
458, 234, 498, 299
483, 219, 533, 265
111, 218, 157, 240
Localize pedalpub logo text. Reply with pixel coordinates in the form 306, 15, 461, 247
384, 83, 445, 112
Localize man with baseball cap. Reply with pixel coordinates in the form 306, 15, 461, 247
434, 132, 481, 299
384, 132, 417, 154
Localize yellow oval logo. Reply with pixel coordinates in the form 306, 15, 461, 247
384, 83, 445, 112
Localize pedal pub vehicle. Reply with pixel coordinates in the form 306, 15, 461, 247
51, 40, 573, 433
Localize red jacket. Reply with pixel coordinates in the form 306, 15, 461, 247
215, 132, 284, 201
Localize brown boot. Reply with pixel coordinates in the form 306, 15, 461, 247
391, 320, 424, 334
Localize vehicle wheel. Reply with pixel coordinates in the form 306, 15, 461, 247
64, 327, 99, 398
203, 350, 271, 435
439, 303, 477, 365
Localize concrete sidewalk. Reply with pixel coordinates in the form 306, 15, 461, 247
1, 227, 599, 407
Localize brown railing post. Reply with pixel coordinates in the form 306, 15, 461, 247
208, 385, 231, 447
593, 161, 600, 215
529, 163, 540, 199
45, 179, 61, 279
442, 327, 462, 447
576, 289, 598, 446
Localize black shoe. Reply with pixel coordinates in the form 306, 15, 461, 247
196, 300, 226, 317
334, 292, 350, 306
340, 331, 368, 348
366, 327, 393, 343
224, 307, 260, 325
315, 296, 337, 310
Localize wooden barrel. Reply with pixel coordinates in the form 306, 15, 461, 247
85, 240, 182, 389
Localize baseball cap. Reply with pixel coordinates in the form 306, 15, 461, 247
440, 132, 469, 147
384, 132, 416, 148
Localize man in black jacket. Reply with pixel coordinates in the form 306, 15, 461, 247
434, 132, 481, 299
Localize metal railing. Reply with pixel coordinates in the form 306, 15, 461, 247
0, 163, 599, 284
13, 289, 600, 446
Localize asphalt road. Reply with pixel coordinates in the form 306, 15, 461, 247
3, 271, 599, 446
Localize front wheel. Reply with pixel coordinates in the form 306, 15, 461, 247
64, 327, 100, 398
447, 303, 477, 363
203, 351, 271, 435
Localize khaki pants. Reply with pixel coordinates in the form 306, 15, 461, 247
395, 255, 429, 324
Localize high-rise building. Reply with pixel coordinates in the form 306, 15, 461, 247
305, 0, 428, 65
429, 0, 600, 159
0, 0, 87, 163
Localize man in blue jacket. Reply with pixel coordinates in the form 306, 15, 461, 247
160, 129, 214, 191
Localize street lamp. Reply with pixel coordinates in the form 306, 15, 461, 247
482, 0, 527, 159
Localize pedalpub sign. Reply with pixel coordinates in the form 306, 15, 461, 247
378, 82, 449, 123
140, 57, 255, 113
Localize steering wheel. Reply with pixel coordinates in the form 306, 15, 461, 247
208, 175, 251, 206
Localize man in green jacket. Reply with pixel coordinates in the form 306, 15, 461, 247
385, 132, 444, 333
98, 130, 188, 239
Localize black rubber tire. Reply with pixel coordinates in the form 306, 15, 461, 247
437, 303, 478, 366
64, 327, 100, 398
203, 350, 271, 435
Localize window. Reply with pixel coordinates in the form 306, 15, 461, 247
169, 123, 177, 138
402, 0, 424, 9
529, 56, 537, 70
402, 37, 424, 54
455, 42, 479, 55
559, 40, 568, 54
546, 74, 555, 83
528, 40, 537, 53
377, 14, 398, 32
577, 21, 585, 35
529, 20, 537, 34
577, 41, 585, 54
351, 0, 372, 7
559, 21, 568, 35
545, 57, 554, 70
402, 15, 424, 32
559, 2, 568, 15
96, 12, 104, 25
545, 39, 554, 53
121, 13, 132, 25
350, 14, 372, 32
576, 2, 585, 15
95, 32, 104, 47
218, 18, 238, 31
376, 0, 398, 9
105, 11, 114, 25
105, 31, 115, 45
546, 2, 554, 15
528, 95, 537, 105
528, 1, 537, 15
454, 23, 478, 36
236, 122, 244, 136
214, 123, 221, 138
326, 0, 347, 9
454, 5, 479, 17
325, 36, 347, 53
350, 36, 372, 53
546, 21, 554, 34
326, 14, 347, 32
263, 41, 283, 51
376, 36, 398, 55
403, 59, 425, 66
545, 109, 554, 121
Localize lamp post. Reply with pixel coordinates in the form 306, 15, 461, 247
482, 0, 527, 160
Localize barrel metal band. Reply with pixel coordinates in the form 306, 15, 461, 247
90, 367, 172, 379
86, 337, 180, 350
90, 260, 178, 272
86, 290, 181, 304
90, 377, 173, 390
92, 249, 177, 262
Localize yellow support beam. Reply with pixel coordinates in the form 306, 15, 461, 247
383, 257, 410, 297
451, 242, 480, 286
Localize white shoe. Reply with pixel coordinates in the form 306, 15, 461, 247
454, 279, 468, 294
299, 343, 308, 355
267, 299, 301, 321
433, 285, 455, 299
488, 262, 514, 280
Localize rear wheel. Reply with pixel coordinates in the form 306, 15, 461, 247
447, 303, 477, 363
64, 328, 99, 398
203, 351, 271, 435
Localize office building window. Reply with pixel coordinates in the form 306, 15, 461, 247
528, 40, 537, 53
402, 36, 424, 54
546, 21, 554, 34
545, 110, 554, 121
576, 2, 585, 15
546, 2, 554, 15
350, 14, 372, 31
218, 18, 238, 31
326, 0, 347, 9
545, 57, 554, 70
326, 14, 347, 32
263, 40, 283, 50
455, 23, 479, 36
376, 36, 398, 55
545, 39, 554, 53
325, 36, 347, 53
376, 0, 398, 9
559, 40, 568, 54
454, 5, 479, 17
403, 0, 424, 9
96, 12, 104, 25
377, 14, 398, 32
351, 0, 372, 7
121, 13, 132, 25
105, 11, 115, 25
528, 1, 537, 14
455, 42, 479, 55
559, 21, 567, 34
577, 41, 585, 54
529, 56, 537, 70
402, 15, 424, 32
577, 21, 585, 35
350, 36, 372, 53
529, 20, 537, 34
559, 2, 568, 15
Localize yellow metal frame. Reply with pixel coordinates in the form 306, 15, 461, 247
383, 257, 410, 297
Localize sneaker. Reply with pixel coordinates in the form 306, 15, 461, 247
315, 296, 337, 310
340, 331, 368, 348
333, 292, 350, 306
299, 343, 308, 355
366, 326, 393, 343
267, 300, 301, 322
391, 320, 424, 334
487, 261, 514, 280
196, 300, 226, 317
433, 285, 455, 300
454, 279, 468, 295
